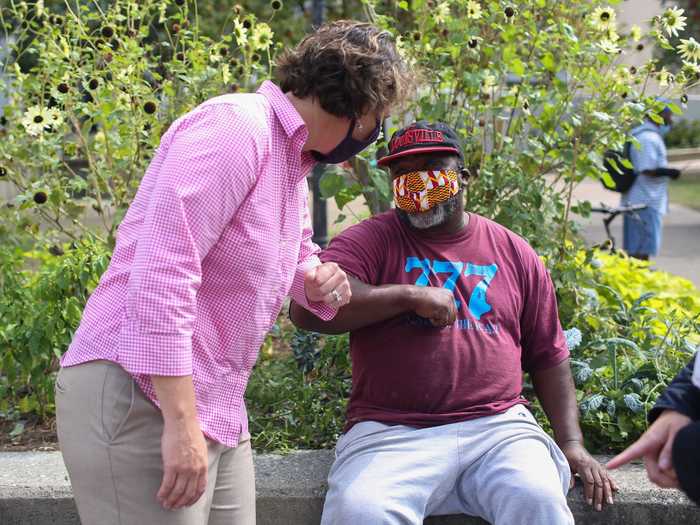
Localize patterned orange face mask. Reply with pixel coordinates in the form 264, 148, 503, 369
393, 169, 460, 213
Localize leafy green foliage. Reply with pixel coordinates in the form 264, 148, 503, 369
665, 119, 700, 148
0, 0, 276, 246
247, 331, 351, 452
320, 0, 696, 256
548, 248, 699, 451
0, 238, 110, 419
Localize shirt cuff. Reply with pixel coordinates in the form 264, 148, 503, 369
118, 321, 193, 376
290, 258, 337, 322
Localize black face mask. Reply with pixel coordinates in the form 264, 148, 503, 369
311, 119, 382, 164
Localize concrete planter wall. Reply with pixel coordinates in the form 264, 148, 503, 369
0, 450, 695, 525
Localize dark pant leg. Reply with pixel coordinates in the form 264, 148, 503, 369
673, 421, 700, 505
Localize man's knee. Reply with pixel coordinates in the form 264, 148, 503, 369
323, 483, 416, 524
493, 480, 572, 525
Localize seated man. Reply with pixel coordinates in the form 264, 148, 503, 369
290, 122, 617, 525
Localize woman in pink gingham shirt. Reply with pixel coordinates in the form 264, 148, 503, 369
55, 20, 410, 525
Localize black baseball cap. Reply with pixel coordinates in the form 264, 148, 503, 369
377, 121, 463, 166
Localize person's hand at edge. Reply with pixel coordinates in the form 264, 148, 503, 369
607, 409, 691, 489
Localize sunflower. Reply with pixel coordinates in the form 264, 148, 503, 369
521, 99, 531, 116
660, 6, 686, 38
657, 68, 673, 87
45, 107, 64, 129
604, 27, 619, 43
466, 0, 481, 20
590, 6, 616, 31
678, 37, 700, 63
233, 18, 248, 47
466, 36, 481, 50
629, 25, 642, 43
682, 60, 700, 79
21, 105, 48, 136
434, 2, 451, 24
598, 39, 621, 54
252, 23, 274, 50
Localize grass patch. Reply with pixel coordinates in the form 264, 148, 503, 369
669, 175, 700, 211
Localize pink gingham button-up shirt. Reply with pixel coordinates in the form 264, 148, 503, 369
61, 81, 336, 447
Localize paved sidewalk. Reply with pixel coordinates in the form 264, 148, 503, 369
572, 178, 700, 288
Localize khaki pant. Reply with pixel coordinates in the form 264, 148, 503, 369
56, 360, 256, 525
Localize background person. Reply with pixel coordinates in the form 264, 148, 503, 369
55, 20, 409, 525
622, 99, 681, 260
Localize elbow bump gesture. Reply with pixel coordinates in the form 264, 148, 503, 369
305, 262, 352, 308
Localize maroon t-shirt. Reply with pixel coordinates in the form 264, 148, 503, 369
320, 211, 569, 430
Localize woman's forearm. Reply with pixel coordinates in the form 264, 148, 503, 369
151, 375, 199, 426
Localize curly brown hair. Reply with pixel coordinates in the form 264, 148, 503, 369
275, 20, 411, 120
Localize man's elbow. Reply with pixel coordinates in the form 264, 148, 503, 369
289, 301, 313, 330
288, 302, 346, 335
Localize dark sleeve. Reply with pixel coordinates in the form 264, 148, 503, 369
319, 217, 388, 285
648, 354, 700, 423
519, 248, 570, 373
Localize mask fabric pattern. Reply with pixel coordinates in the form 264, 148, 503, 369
393, 169, 460, 213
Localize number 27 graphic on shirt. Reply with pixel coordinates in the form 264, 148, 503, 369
404, 257, 498, 320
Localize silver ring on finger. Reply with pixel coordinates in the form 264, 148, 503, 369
332, 289, 342, 303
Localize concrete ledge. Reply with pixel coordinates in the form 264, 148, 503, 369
0, 451, 695, 524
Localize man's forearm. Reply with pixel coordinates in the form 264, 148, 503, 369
643, 168, 680, 179
531, 359, 584, 446
290, 277, 420, 334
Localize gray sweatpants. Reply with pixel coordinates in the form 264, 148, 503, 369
321, 404, 574, 525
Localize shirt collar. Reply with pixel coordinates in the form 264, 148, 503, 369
257, 80, 316, 180
257, 80, 308, 140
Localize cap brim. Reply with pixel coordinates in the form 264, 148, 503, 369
377, 146, 461, 166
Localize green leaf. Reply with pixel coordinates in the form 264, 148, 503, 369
667, 103, 683, 116
604, 337, 642, 354
319, 171, 346, 199
9, 421, 25, 438
509, 58, 525, 77
648, 112, 664, 125
541, 52, 556, 73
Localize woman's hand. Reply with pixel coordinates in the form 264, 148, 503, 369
305, 262, 352, 308
158, 418, 209, 509
151, 375, 209, 510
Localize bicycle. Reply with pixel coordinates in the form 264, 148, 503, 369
589, 203, 648, 253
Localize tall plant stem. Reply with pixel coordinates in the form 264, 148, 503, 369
558, 139, 577, 262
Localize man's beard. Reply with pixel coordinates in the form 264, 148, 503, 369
397, 193, 462, 230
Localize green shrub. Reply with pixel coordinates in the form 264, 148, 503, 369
665, 119, 700, 149
549, 248, 699, 452
0, 238, 110, 420
247, 330, 351, 452
320, 0, 697, 258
